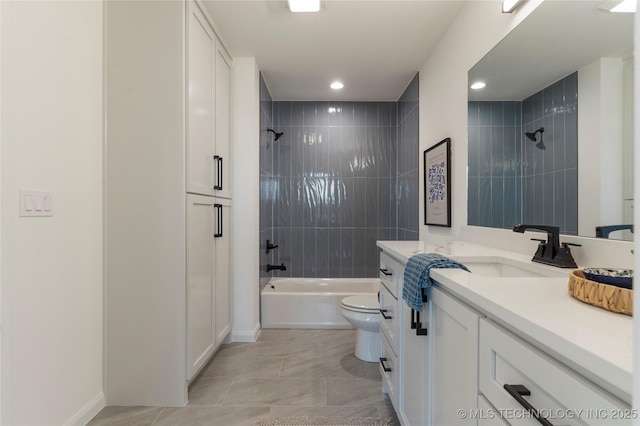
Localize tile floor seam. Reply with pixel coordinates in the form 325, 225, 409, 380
149, 407, 165, 426
277, 357, 285, 379
324, 378, 328, 407
218, 376, 237, 406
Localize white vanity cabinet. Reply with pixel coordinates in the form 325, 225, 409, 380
187, 1, 233, 199
377, 241, 631, 426
379, 252, 401, 410
479, 319, 631, 426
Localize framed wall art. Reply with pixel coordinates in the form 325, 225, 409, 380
424, 137, 451, 227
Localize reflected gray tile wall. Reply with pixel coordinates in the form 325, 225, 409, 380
270, 100, 399, 278
397, 74, 419, 241
468, 100, 521, 229
467, 72, 578, 235
522, 72, 578, 235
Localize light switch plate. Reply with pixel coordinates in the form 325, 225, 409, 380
19, 190, 53, 217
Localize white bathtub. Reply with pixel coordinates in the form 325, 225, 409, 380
261, 278, 380, 329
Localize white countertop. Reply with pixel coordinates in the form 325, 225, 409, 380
377, 240, 633, 404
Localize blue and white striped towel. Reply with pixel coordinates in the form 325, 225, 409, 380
402, 253, 469, 311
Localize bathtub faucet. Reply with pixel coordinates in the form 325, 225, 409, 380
267, 263, 287, 272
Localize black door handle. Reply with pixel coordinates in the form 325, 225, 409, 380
503, 384, 553, 426
379, 357, 391, 372
214, 204, 223, 238
379, 309, 392, 320
213, 155, 223, 190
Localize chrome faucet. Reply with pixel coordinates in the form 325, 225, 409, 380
512, 224, 579, 268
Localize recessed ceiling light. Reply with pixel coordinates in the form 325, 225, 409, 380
287, 0, 322, 13
330, 81, 344, 90
599, 0, 637, 12
470, 81, 486, 90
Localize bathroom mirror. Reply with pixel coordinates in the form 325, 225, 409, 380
467, 1, 634, 241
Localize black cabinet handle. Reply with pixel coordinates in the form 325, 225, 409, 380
503, 384, 553, 426
415, 310, 428, 336
214, 204, 223, 238
379, 309, 392, 320
213, 155, 223, 190
410, 304, 429, 335
379, 357, 391, 372
379, 268, 393, 276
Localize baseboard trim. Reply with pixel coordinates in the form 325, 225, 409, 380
231, 322, 261, 342
63, 392, 105, 426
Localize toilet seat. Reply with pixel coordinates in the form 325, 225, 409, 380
340, 294, 379, 313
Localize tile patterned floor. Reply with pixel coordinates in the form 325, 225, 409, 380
88, 329, 400, 426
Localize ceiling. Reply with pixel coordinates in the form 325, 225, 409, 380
202, 0, 466, 101
468, 0, 634, 101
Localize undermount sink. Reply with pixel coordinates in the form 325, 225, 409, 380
460, 257, 568, 278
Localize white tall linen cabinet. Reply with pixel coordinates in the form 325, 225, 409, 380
105, 0, 233, 406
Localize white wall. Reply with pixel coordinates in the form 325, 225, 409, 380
419, 0, 542, 242
578, 58, 624, 237
231, 58, 261, 342
1, 1, 104, 424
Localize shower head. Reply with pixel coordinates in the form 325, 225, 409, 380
525, 127, 545, 149
267, 128, 284, 141
525, 127, 544, 142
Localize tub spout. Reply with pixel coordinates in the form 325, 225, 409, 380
267, 263, 287, 272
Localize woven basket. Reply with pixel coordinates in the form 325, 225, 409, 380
568, 270, 632, 316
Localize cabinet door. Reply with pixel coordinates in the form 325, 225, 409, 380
214, 198, 232, 345
429, 286, 481, 426
187, 194, 216, 380
187, 2, 216, 196
400, 295, 428, 426
214, 41, 232, 199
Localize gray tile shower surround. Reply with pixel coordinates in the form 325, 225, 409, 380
88, 329, 399, 426
260, 74, 420, 280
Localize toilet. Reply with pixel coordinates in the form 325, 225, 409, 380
340, 294, 380, 362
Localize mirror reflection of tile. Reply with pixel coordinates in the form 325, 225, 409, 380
467, 72, 578, 235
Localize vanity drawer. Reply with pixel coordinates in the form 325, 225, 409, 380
380, 331, 399, 411
379, 252, 398, 298
479, 395, 510, 426
379, 282, 398, 354
479, 319, 631, 426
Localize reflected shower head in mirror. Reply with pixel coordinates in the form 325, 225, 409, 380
525, 127, 545, 150
267, 128, 284, 141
